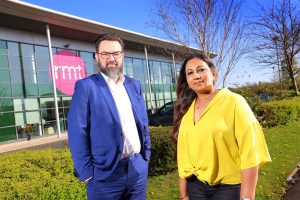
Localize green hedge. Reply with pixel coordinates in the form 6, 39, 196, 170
253, 96, 300, 128
230, 88, 300, 128
149, 126, 176, 176
0, 149, 86, 200
230, 86, 296, 102
254, 104, 300, 128
0, 126, 176, 199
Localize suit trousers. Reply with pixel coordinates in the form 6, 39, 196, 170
86, 153, 148, 200
186, 175, 240, 200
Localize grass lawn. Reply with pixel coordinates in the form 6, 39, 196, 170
147, 121, 300, 200
255, 121, 300, 199
263, 95, 300, 107
147, 172, 179, 200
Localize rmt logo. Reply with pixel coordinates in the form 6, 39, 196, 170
53, 65, 84, 80
49, 50, 87, 95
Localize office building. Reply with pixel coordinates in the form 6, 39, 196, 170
0, 0, 211, 142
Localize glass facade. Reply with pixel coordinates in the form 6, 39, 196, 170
0, 39, 180, 142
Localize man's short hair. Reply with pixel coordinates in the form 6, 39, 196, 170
95, 33, 125, 52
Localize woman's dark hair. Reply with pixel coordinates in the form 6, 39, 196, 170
172, 53, 215, 141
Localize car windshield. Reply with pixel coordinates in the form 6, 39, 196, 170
158, 102, 173, 114
148, 101, 174, 126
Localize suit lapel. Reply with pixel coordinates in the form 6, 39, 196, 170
124, 77, 144, 143
124, 78, 138, 109
92, 73, 120, 123
124, 77, 140, 123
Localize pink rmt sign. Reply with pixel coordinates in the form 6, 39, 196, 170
48, 50, 86, 95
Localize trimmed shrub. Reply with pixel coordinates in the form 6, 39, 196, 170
231, 88, 300, 128
0, 126, 177, 199
230, 84, 295, 103
149, 126, 176, 176
0, 149, 86, 200
253, 104, 300, 128
252, 96, 300, 128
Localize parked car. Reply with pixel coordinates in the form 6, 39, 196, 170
148, 101, 174, 126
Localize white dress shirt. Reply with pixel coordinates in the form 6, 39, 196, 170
101, 72, 141, 158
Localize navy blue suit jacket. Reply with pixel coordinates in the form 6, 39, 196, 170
68, 73, 151, 181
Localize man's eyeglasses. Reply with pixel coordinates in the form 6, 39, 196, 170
97, 51, 123, 59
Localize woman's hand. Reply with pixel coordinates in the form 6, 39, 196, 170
180, 194, 189, 200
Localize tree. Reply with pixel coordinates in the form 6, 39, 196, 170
281, 56, 299, 87
249, 0, 300, 96
150, 0, 250, 87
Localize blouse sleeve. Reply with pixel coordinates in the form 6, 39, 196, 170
234, 96, 271, 170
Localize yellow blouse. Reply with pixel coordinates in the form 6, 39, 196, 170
177, 88, 271, 185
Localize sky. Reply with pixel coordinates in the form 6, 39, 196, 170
21, 0, 162, 37
21, 0, 273, 87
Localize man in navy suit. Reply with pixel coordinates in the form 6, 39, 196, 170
68, 33, 151, 200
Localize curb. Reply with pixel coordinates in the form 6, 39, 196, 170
287, 162, 300, 184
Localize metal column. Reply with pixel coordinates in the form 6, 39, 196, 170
171, 52, 177, 85
171, 52, 178, 101
46, 25, 61, 138
144, 45, 154, 114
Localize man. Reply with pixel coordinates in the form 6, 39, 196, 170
68, 33, 151, 200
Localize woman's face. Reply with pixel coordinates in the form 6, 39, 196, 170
185, 57, 216, 94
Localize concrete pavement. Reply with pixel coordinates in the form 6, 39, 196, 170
0, 132, 68, 154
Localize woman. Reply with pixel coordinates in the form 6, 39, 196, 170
173, 53, 271, 200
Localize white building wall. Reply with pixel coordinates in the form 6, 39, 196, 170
0, 27, 93, 52
0, 27, 175, 63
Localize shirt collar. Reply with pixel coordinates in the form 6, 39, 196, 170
100, 72, 125, 85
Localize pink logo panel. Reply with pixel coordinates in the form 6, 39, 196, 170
48, 50, 87, 95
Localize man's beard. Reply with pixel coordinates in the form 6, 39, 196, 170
99, 60, 123, 80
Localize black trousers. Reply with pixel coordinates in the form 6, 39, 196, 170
186, 175, 240, 200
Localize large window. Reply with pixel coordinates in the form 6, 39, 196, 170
124, 57, 177, 110
0, 41, 16, 141
0, 40, 8, 69
0, 39, 180, 143
80, 51, 95, 76
0, 97, 15, 142
0, 40, 97, 142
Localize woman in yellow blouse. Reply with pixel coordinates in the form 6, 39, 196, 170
173, 53, 271, 200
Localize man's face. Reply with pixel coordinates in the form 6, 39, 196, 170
95, 40, 124, 80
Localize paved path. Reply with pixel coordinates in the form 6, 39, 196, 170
284, 169, 300, 200
0, 133, 68, 154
